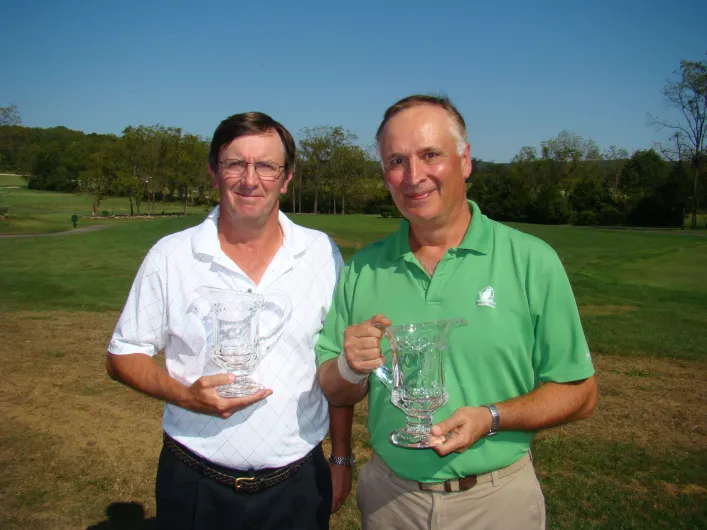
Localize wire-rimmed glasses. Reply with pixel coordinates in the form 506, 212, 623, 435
219, 160, 285, 181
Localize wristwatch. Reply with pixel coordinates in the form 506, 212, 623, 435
329, 453, 356, 468
486, 404, 500, 437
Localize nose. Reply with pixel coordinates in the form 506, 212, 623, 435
241, 163, 260, 188
404, 157, 424, 187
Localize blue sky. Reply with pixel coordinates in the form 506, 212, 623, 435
1, 0, 705, 162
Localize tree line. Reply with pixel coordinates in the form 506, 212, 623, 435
470, 132, 699, 227
0, 122, 210, 216
0, 57, 704, 226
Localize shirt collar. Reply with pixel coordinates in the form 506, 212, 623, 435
191, 207, 221, 258
386, 200, 491, 260
191, 206, 311, 259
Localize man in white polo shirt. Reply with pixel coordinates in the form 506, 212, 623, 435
106, 112, 353, 529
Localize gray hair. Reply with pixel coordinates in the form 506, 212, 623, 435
375, 94, 469, 157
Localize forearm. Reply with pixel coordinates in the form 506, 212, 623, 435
318, 358, 369, 407
496, 376, 598, 432
328, 404, 354, 456
106, 352, 191, 408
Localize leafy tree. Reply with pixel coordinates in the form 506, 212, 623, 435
0, 105, 21, 126
568, 176, 618, 226
602, 145, 630, 193
81, 144, 119, 216
299, 126, 359, 214
470, 164, 532, 222
528, 179, 567, 224
175, 133, 209, 215
619, 149, 668, 198
651, 58, 707, 229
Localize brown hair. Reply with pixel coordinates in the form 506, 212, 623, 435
208, 112, 296, 176
375, 94, 468, 153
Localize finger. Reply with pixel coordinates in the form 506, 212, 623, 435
433, 436, 465, 456
348, 336, 384, 350
222, 389, 273, 409
350, 325, 385, 340
349, 357, 386, 373
433, 433, 468, 457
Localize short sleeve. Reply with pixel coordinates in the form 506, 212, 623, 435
108, 250, 168, 356
529, 247, 595, 383
315, 262, 351, 366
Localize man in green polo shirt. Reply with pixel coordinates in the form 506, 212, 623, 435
315, 94, 597, 530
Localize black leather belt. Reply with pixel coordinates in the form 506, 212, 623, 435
163, 433, 317, 493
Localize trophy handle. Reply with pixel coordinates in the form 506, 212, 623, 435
373, 366, 394, 392
257, 291, 292, 347
371, 320, 395, 393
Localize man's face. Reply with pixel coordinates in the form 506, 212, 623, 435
378, 105, 471, 226
210, 131, 291, 224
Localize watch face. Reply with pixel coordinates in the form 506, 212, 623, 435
329, 454, 354, 467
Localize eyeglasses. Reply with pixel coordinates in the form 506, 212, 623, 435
219, 159, 285, 180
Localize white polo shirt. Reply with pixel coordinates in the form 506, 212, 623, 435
109, 207, 343, 470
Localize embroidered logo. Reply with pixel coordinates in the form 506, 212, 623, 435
476, 286, 496, 308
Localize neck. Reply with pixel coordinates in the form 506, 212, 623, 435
217, 206, 282, 248
409, 200, 471, 252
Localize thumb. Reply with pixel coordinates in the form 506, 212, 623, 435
198, 373, 236, 388
431, 412, 463, 436
368, 314, 392, 330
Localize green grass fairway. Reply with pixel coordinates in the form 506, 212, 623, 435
0, 173, 27, 187
0, 175, 196, 235
0, 213, 705, 360
0, 197, 705, 529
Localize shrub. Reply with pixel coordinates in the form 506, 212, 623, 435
380, 205, 403, 218
570, 210, 598, 226
596, 205, 623, 226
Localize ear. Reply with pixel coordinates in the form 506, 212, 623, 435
280, 170, 293, 195
462, 144, 472, 180
208, 165, 219, 189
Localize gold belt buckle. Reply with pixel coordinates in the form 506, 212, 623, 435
234, 476, 256, 491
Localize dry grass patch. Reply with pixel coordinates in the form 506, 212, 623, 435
540, 354, 707, 453
1, 311, 705, 529
0, 311, 162, 529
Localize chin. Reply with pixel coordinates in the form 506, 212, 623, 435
399, 202, 439, 222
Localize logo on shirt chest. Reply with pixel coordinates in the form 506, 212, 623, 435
476, 286, 496, 308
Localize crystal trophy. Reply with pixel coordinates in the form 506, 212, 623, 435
374, 318, 467, 448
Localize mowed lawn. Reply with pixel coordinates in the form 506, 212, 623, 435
0, 196, 705, 528
0, 174, 192, 235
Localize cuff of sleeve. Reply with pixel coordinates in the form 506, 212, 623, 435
108, 339, 157, 356
337, 352, 369, 384
539, 365, 596, 384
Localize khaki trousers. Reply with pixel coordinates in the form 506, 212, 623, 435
356, 453, 546, 530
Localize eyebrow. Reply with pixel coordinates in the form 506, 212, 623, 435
224, 157, 280, 164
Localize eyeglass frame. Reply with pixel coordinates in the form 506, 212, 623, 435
218, 159, 286, 181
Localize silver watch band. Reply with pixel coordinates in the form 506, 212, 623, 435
486, 404, 500, 437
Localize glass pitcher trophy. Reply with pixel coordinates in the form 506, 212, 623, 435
190, 288, 291, 397
373, 318, 467, 448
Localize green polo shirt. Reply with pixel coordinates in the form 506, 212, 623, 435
316, 200, 595, 482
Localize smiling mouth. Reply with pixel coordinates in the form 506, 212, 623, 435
407, 190, 434, 200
